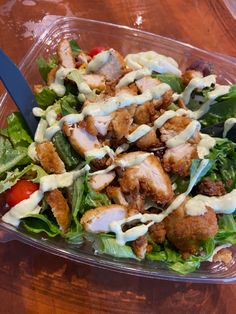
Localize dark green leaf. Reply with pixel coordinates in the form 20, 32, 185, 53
36, 56, 57, 82
152, 73, 184, 93
35, 87, 58, 109
7, 112, 32, 148
21, 214, 60, 237
69, 39, 81, 56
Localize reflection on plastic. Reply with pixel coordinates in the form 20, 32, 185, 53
0, 229, 15, 243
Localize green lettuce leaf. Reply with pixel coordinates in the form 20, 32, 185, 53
36, 56, 57, 82
21, 213, 60, 237
152, 73, 184, 93
69, 39, 81, 56
57, 94, 79, 116
189, 159, 214, 186
215, 214, 236, 245
0, 137, 29, 176
6, 112, 32, 148
93, 234, 138, 259
35, 87, 58, 109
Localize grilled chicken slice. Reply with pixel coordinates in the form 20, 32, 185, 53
165, 201, 218, 254
83, 74, 106, 91
131, 235, 148, 259
160, 116, 200, 145
89, 171, 116, 191
106, 186, 128, 206
119, 154, 173, 204
163, 143, 198, 177
36, 141, 65, 174
45, 189, 70, 233
64, 124, 100, 157
58, 39, 75, 68
80, 204, 127, 233
135, 76, 160, 93
88, 49, 126, 82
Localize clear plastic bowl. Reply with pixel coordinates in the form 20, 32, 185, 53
0, 17, 236, 283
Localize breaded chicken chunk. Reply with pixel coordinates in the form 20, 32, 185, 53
36, 141, 65, 174
45, 189, 71, 233
133, 101, 156, 125
136, 129, 161, 151
106, 186, 128, 206
198, 178, 226, 196
163, 143, 198, 177
119, 154, 173, 204
58, 39, 75, 68
148, 221, 166, 244
110, 108, 133, 141
165, 201, 218, 254
131, 235, 148, 259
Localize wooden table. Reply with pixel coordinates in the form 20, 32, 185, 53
0, 1, 236, 313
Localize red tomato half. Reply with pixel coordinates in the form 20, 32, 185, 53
6, 180, 39, 208
88, 46, 106, 58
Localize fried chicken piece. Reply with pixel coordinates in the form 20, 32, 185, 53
90, 156, 113, 171
47, 66, 58, 85
110, 108, 133, 141
63, 123, 100, 157
135, 76, 160, 93
119, 154, 173, 204
198, 178, 226, 196
148, 222, 166, 244
213, 248, 233, 265
136, 129, 161, 151
165, 203, 218, 254
125, 192, 145, 213
163, 143, 198, 177
154, 89, 173, 110
45, 189, 70, 233
83, 74, 106, 91
36, 141, 65, 174
160, 116, 200, 145
58, 39, 75, 68
75, 51, 91, 68
131, 236, 148, 259
80, 205, 127, 233
133, 101, 156, 125
182, 70, 203, 86
106, 186, 128, 206
89, 171, 116, 191
84, 115, 98, 136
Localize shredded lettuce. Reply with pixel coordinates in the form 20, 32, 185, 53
93, 234, 138, 259
69, 39, 81, 56
146, 239, 215, 275
215, 214, 236, 245
36, 56, 57, 82
35, 87, 58, 109
152, 73, 184, 93
6, 112, 32, 148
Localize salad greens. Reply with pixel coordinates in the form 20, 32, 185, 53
36, 56, 57, 82
35, 87, 58, 109
152, 73, 184, 93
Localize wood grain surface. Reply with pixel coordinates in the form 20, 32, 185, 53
0, 1, 236, 313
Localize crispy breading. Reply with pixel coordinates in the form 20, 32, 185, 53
36, 141, 65, 174
45, 189, 71, 233
163, 143, 198, 177
110, 108, 133, 141
131, 235, 148, 259
213, 248, 233, 265
106, 186, 128, 206
148, 222, 166, 244
198, 178, 226, 196
80, 204, 127, 233
136, 129, 161, 151
160, 115, 200, 145
58, 39, 75, 68
47, 66, 58, 85
182, 70, 203, 86
165, 203, 218, 254
119, 154, 173, 204
133, 101, 156, 125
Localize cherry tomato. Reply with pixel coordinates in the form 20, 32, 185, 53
6, 180, 39, 207
88, 46, 106, 58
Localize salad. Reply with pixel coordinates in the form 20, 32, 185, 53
0, 39, 236, 275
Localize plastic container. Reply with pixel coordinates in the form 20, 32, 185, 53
0, 17, 236, 283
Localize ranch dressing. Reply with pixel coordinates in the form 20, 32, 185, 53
34, 118, 48, 143
87, 50, 111, 72
197, 133, 216, 159
223, 118, 236, 138
49, 67, 74, 97
116, 68, 151, 88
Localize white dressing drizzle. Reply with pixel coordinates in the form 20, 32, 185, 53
116, 68, 151, 88
28, 142, 38, 161
32, 107, 45, 117
87, 50, 111, 72
197, 133, 216, 159
185, 189, 236, 216
125, 51, 181, 76
49, 67, 74, 97
207, 243, 232, 262
46, 109, 57, 126
223, 118, 236, 138
34, 118, 48, 143
85, 146, 115, 160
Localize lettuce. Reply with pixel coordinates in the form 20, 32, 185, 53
36, 56, 57, 82
35, 87, 58, 109
146, 239, 215, 274
57, 94, 79, 116
152, 73, 184, 93
69, 39, 81, 56
215, 214, 236, 245
6, 112, 32, 148
93, 234, 138, 259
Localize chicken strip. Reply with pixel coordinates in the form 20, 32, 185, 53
133, 101, 156, 125
89, 171, 116, 191
36, 141, 65, 174
80, 204, 127, 233
198, 178, 226, 196
119, 154, 173, 204
58, 39, 75, 68
109, 108, 133, 141
131, 235, 148, 259
106, 186, 128, 206
135, 76, 160, 93
136, 129, 161, 151
163, 143, 198, 177
45, 189, 70, 233
148, 222, 166, 244
165, 201, 218, 254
